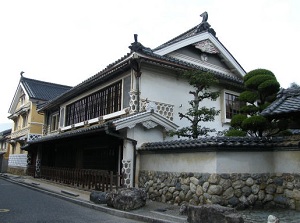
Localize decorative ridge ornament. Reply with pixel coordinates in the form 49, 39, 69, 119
196, 11, 216, 36
129, 34, 152, 53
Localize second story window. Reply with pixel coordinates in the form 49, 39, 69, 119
20, 94, 25, 105
225, 92, 244, 120
50, 113, 59, 132
65, 81, 122, 126
22, 114, 27, 128
14, 120, 18, 131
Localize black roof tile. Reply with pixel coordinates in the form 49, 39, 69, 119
21, 76, 72, 101
139, 136, 299, 152
261, 88, 300, 116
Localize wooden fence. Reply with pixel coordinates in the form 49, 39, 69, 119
27, 165, 123, 191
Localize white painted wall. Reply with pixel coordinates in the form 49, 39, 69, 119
139, 150, 300, 174
139, 152, 217, 173
216, 152, 274, 173
124, 125, 168, 187
139, 65, 232, 135
273, 151, 300, 173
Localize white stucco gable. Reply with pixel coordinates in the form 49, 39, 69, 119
112, 110, 178, 131
154, 32, 245, 79
153, 12, 245, 80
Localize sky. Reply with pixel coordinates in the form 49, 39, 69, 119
0, 0, 299, 130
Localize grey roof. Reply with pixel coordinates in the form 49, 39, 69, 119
0, 129, 11, 141
40, 45, 244, 111
0, 129, 11, 136
261, 88, 300, 117
21, 76, 72, 101
153, 23, 215, 52
139, 136, 299, 152
24, 123, 106, 147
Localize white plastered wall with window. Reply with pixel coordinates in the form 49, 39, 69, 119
139, 65, 241, 135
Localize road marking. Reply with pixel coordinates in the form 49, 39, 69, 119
0, 209, 10, 213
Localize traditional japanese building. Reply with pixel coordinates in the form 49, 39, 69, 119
24, 12, 246, 187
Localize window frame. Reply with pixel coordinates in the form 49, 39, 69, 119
65, 80, 122, 126
20, 94, 26, 105
222, 90, 244, 123
50, 112, 59, 132
22, 113, 27, 128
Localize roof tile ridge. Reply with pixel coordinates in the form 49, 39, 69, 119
21, 76, 72, 88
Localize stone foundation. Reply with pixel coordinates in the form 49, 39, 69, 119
139, 171, 300, 210
7, 166, 27, 175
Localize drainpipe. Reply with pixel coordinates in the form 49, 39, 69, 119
105, 124, 138, 187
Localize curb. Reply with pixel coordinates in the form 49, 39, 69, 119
0, 175, 178, 223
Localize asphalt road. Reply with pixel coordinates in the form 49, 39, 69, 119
0, 178, 143, 223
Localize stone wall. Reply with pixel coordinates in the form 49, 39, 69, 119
7, 166, 27, 175
139, 171, 300, 210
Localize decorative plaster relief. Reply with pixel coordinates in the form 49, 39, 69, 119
142, 120, 158, 129
145, 101, 157, 112
194, 39, 219, 54
141, 99, 174, 121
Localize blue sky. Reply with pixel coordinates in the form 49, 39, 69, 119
0, 0, 299, 129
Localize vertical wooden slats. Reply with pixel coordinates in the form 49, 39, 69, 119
36, 166, 123, 192
65, 81, 122, 126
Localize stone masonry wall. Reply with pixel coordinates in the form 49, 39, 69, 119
139, 171, 300, 210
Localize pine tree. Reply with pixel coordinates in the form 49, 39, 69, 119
170, 70, 220, 139
226, 68, 285, 137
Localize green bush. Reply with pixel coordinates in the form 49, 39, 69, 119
244, 69, 275, 82
239, 91, 258, 103
230, 114, 247, 129
241, 115, 268, 132
258, 79, 280, 95
225, 129, 247, 136
240, 105, 259, 115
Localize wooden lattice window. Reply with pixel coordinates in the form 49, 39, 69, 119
225, 92, 244, 119
65, 81, 122, 126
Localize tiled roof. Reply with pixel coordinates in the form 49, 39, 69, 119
25, 123, 106, 146
39, 15, 245, 111
138, 48, 244, 86
0, 129, 11, 136
139, 136, 299, 152
21, 76, 72, 101
153, 24, 212, 52
261, 88, 300, 116
39, 54, 132, 111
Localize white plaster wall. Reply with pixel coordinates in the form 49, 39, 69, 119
139, 150, 300, 174
216, 152, 274, 173
140, 65, 228, 134
130, 125, 165, 148
273, 151, 300, 173
125, 125, 167, 187
139, 152, 217, 173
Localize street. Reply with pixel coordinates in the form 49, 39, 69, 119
0, 178, 143, 223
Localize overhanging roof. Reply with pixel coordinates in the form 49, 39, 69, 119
23, 111, 178, 149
